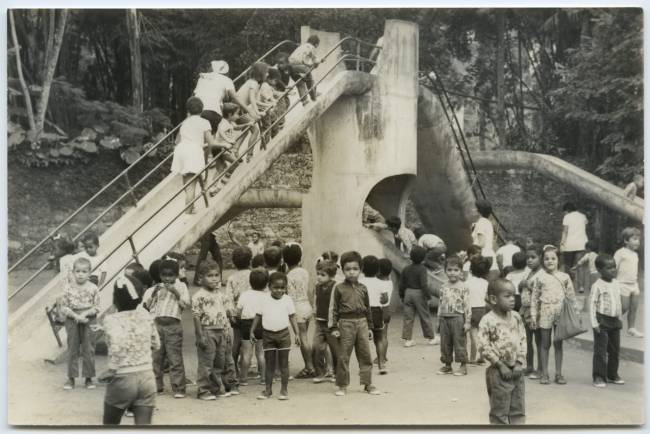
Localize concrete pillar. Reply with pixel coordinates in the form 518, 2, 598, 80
302, 20, 419, 276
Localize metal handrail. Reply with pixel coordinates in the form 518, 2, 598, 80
8, 40, 301, 276
90, 50, 375, 295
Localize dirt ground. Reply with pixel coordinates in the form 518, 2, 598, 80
7, 304, 645, 427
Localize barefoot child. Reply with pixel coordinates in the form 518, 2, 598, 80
237, 268, 269, 386
312, 260, 339, 383
60, 257, 100, 390
590, 254, 624, 387
142, 259, 190, 398
478, 278, 526, 425
251, 272, 300, 400
431, 255, 471, 376
329, 251, 381, 396
614, 227, 643, 337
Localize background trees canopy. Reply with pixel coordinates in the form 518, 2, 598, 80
6, 8, 643, 184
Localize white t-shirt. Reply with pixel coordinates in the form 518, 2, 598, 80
237, 289, 266, 320
472, 217, 495, 259
193, 72, 235, 114
614, 247, 638, 284
256, 293, 295, 332
505, 268, 529, 295
215, 118, 236, 149
178, 115, 211, 148
466, 275, 488, 308
359, 276, 391, 307
562, 211, 588, 252
496, 243, 521, 269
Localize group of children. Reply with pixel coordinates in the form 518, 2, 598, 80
55, 216, 642, 425
172, 37, 323, 215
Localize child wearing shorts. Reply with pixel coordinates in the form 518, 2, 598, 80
360, 255, 390, 374
237, 268, 269, 386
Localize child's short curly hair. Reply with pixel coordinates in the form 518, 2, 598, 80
316, 260, 337, 278
340, 251, 362, 269
595, 253, 615, 271
269, 271, 288, 287
81, 231, 99, 246
251, 254, 265, 269
250, 268, 269, 291
470, 255, 491, 278
621, 226, 642, 242
377, 258, 392, 278
263, 246, 283, 268
361, 255, 379, 277
475, 200, 492, 218
196, 260, 220, 280
282, 244, 302, 267
409, 245, 426, 264
232, 246, 253, 270
159, 259, 180, 277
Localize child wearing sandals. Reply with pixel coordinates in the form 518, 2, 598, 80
171, 96, 221, 214
530, 245, 577, 385
251, 272, 301, 400
237, 268, 269, 386
283, 244, 316, 379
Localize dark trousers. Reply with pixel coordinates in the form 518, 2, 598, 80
402, 289, 434, 340
313, 320, 339, 376
593, 313, 622, 381
485, 365, 525, 425
525, 326, 541, 371
153, 318, 186, 393
194, 233, 223, 284
223, 327, 239, 390
65, 316, 96, 378
289, 64, 317, 104
196, 329, 226, 395
336, 318, 373, 388
439, 315, 467, 364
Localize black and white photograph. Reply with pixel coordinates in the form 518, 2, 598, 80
5, 6, 645, 426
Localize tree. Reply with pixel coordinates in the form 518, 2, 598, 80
126, 9, 143, 112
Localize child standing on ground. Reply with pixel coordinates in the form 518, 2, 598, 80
251, 272, 300, 400
519, 243, 543, 378
171, 96, 219, 214
360, 255, 390, 375
283, 244, 315, 378
463, 244, 482, 280
530, 245, 577, 385
60, 257, 100, 390
288, 35, 321, 106
377, 258, 394, 367
466, 256, 491, 365
142, 259, 190, 398
478, 278, 526, 425
237, 268, 269, 386
192, 261, 232, 400
225, 246, 253, 375
614, 227, 643, 338
590, 254, 625, 388
571, 240, 599, 294
329, 251, 382, 396
400, 245, 436, 347
431, 255, 471, 376
505, 251, 529, 312
312, 260, 339, 383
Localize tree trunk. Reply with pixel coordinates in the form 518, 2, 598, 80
9, 10, 36, 134
126, 9, 144, 112
496, 10, 506, 148
33, 9, 67, 139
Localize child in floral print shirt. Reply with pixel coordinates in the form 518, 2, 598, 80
430, 255, 471, 376
478, 278, 526, 425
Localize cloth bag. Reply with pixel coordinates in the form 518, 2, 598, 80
553, 275, 588, 342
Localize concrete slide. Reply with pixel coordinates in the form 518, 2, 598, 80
8, 70, 373, 362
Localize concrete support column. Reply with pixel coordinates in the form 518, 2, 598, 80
302, 20, 419, 275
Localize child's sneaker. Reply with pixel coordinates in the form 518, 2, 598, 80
229, 387, 240, 396
278, 394, 289, 400
198, 392, 217, 401
85, 378, 96, 389
173, 392, 186, 399
593, 378, 607, 388
453, 365, 468, 376
427, 336, 440, 346
528, 371, 541, 380
256, 391, 271, 400
607, 376, 625, 385
627, 328, 644, 338
437, 365, 453, 375
216, 391, 232, 398
239, 381, 249, 386
554, 374, 567, 385
63, 378, 74, 390
313, 376, 326, 384
364, 385, 381, 395
334, 387, 346, 396
404, 340, 416, 348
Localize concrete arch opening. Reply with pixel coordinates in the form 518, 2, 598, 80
364, 174, 416, 226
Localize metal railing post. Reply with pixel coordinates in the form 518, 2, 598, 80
123, 172, 138, 207
127, 236, 140, 265
197, 175, 210, 208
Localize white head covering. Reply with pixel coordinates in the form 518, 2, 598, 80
211, 60, 229, 75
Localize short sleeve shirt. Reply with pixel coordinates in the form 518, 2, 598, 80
192, 288, 229, 329
466, 275, 488, 308
178, 115, 211, 148
472, 217, 495, 259
614, 247, 638, 284
562, 211, 588, 252
257, 294, 295, 332
193, 72, 235, 114
236, 79, 260, 108
215, 118, 236, 148
287, 267, 310, 304
496, 243, 521, 269
104, 308, 160, 372
61, 280, 100, 311
237, 289, 266, 320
